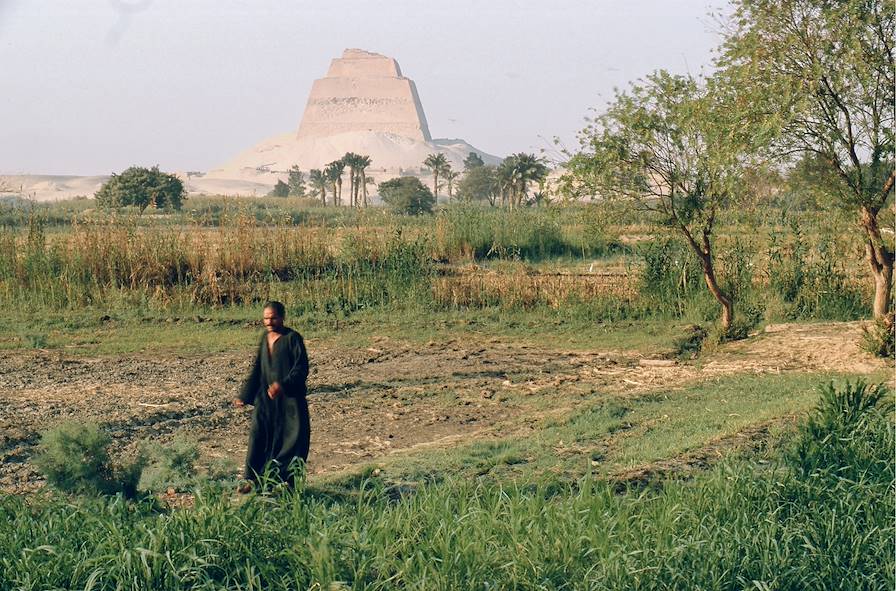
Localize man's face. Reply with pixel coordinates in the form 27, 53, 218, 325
263, 307, 284, 333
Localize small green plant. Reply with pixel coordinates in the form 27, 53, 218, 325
861, 314, 895, 358
34, 422, 142, 497
137, 436, 201, 492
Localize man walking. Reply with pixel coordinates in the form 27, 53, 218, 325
234, 301, 310, 490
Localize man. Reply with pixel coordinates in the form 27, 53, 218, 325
233, 301, 310, 490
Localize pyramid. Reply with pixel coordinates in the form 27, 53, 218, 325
208, 49, 497, 181
297, 49, 432, 142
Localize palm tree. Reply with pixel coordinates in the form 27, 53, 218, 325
509, 152, 549, 208
308, 169, 327, 206
356, 154, 372, 207
496, 156, 519, 209
341, 152, 362, 207
444, 169, 460, 201
423, 153, 449, 200
324, 160, 345, 206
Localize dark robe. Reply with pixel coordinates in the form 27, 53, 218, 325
238, 327, 310, 483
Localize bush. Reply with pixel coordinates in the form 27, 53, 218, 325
138, 436, 201, 492
34, 422, 142, 497
379, 177, 435, 215
861, 313, 895, 358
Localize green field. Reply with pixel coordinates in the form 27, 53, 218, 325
0, 198, 891, 589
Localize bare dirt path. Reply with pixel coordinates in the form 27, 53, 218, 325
0, 321, 888, 493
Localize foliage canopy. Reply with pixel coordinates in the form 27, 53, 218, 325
95, 166, 185, 212
379, 176, 435, 215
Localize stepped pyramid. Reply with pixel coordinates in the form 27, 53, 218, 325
209, 49, 497, 181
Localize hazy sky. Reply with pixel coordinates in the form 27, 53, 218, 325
1, 0, 728, 175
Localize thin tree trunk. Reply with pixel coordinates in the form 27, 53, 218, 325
861, 205, 894, 317
361, 170, 368, 207
681, 225, 734, 331
700, 253, 734, 330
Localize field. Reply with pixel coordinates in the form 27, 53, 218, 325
0, 197, 892, 589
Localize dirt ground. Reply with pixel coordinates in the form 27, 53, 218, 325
0, 321, 889, 494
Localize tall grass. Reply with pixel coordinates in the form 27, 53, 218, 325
2, 381, 891, 589
0, 202, 871, 324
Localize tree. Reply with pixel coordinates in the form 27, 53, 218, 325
444, 169, 460, 200
564, 71, 759, 332
721, 0, 895, 317
463, 151, 485, 171
95, 165, 185, 212
287, 165, 306, 197
324, 160, 345, 206
269, 179, 290, 197
456, 165, 498, 205
308, 169, 327, 206
357, 154, 372, 207
379, 176, 435, 215
496, 153, 549, 209
341, 152, 372, 207
341, 152, 361, 207
423, 153, 449, 199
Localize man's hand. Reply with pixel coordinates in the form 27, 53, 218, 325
232, 398, 245, 408
267, 382, 283, 400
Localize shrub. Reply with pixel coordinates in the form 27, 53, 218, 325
138, 436, 201, 492
34, 422, 142, 497
671, 323, 708, 359
861, 313, 895, 358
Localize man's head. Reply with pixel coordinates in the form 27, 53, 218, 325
262, 301, 286, 333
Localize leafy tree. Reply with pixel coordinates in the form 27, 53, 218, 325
564, 71, 760, 331
463, 151, 485, 170
379, 176, 435, 215
721, 0, 895, 317
269, 179, 290, 197
287, 165, 306, 197
457, 165, 499, 205
423, 153, 449, 199
308, 169, 327, 206
95, 166, 185, 212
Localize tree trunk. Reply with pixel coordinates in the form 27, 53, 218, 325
861, 206, 894, 318
348, 170, 355, 208
361, 170, 368, 207
700, 254, 734, 331
681, 226, 734, 331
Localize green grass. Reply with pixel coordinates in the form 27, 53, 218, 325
352, 371, 889, 487
1, 380, 891, 590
